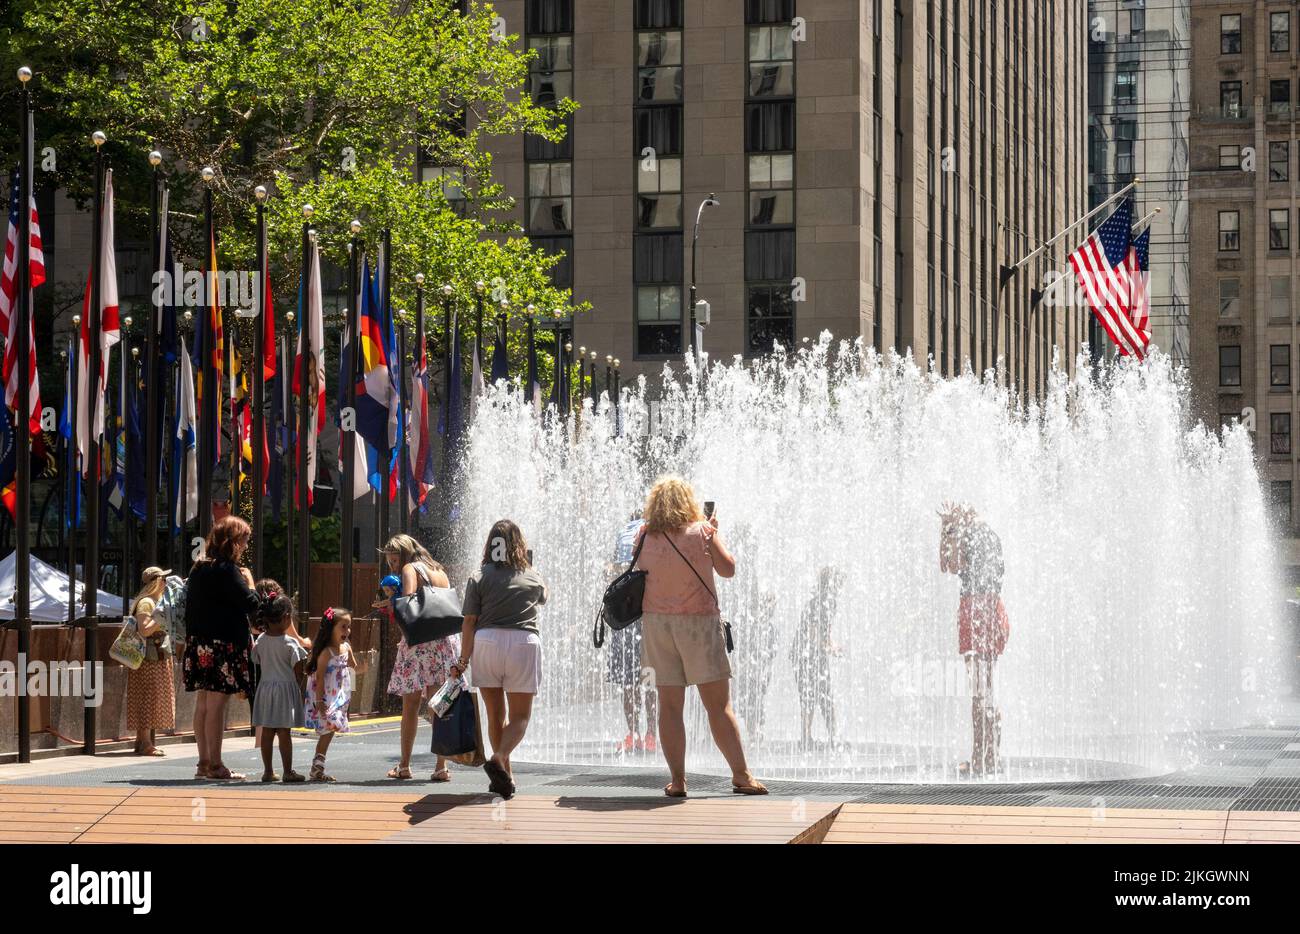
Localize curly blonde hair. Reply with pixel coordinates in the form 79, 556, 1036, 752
643, 475, 704, 534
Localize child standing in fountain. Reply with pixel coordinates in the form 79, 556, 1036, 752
939, 503, 1010, 778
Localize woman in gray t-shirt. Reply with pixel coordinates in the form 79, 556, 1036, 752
450, 519, 547, 799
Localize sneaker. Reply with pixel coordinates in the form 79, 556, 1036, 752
643, 733, 657, 753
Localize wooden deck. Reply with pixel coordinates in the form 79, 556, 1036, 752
3, 787, 1299, 844
822, 803, 1300, 844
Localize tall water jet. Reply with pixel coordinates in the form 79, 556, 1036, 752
456, 336, 1284, 783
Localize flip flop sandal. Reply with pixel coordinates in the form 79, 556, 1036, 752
664, 784, 688, 798
387, 766, 412, 780
483, 759, 513, 798
732, 782, 769, 796
431, 770, 451, 783
209, 767, 246, 781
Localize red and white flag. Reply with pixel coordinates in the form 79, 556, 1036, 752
406, 333, 433, 514
292, 238, 325, 504
1067, 195, 1149, 360
1, 170, 45, 433
76, 168, 121, 471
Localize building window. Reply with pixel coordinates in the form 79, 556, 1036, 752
745, 101, 796, 151
636, 0, 682, 28
1271, 208, 1290, 250
1221, 81, 1243, 118
1273, 345, 1292, 388
1114, 67, 1137, 105
746, 0, 794, 22
527, 0, 572, 34
1272, 276, 1291, 319
636, 30, 683, 103
1220, 277, 1240, 316
527, 162, 572, 232
529, 35, 573, 106
748, 25, 795, 97
1219, 210, 1240, 251
748, 154, 794, 225
635, 285, 682, 356
1272, 481, 1293, 527
1271, 141, 1290, 181
1272, 79, 1292, 115
1272, 412, 1292, 454
1273, 11, 1291, 53
1220, 345, 1242, 387
635, 156, 682, 228
1219, 144, 1241, 169
1221, 14, 1242, 54
747, 283, 795, 356
635, 107, 683, 155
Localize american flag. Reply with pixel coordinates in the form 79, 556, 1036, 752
1127, 222, 1152, 338
1, 169, 45, 433
1067, 195, 1150, 360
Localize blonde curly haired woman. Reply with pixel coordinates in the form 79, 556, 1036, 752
634, 476, 766, 797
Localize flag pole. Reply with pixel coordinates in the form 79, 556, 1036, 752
296, 210, 313, 621
84, 131, 107, 755
282, 328, 293, 600
198, 168, 216, 537
227, 312, 237, 518
1133, 207, 1161, 231
67, 331, 78, 625
122, 338, 133, 614
252, 185, 268, 578
342, 220, 360, 613
414, 275, 425, 525
15, 64, 34, 763
145, 151, 162, 566
380, 228, 392, 549
399, 319, 409, 535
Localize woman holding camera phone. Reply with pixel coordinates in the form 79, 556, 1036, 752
634, 476, 766, 798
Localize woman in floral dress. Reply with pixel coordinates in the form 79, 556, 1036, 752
382, 534, 460, 782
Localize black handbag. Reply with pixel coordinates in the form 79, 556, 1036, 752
593, 532, 647, 648
392, 584, 464, 646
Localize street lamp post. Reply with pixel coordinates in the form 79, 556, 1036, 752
689, 193, 720, 356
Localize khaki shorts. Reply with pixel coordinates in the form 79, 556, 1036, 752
640, 612, 731, 687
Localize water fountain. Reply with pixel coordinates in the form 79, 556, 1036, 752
456, 335, 1284, 783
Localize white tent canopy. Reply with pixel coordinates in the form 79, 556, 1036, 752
0, 551, 123, 622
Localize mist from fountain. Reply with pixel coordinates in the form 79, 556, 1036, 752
455, 336, 1284, 783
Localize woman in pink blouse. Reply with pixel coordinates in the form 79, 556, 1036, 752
634, 475, 766, 798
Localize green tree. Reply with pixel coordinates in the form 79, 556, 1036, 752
3, 0, 584, 353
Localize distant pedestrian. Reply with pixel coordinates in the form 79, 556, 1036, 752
251, 588, 308, 783
381, 533, 460, 782
792, 567, 843, 750
939, 503, 1011, 778
182, 516, 260, 781
634, 476, 766, 797
606, 512, 656, 754
450, 520, 548, 800
304, 607, 366, 782
126, 566, 177, 757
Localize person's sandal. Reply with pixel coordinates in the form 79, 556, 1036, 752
309, 756, 335, 783
209, 766, 246, 781
732, 780, 769, 796
664, 783, 687, 798
282, 770, 306, 784
387, 765, 412, 780
483, 758, 513, 798
260, 771, 279, 783
431, 769, 451, 783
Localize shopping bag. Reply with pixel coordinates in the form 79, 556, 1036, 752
109, 620, 146, 671
448, 691, 486, 768
430, 688, 480, 758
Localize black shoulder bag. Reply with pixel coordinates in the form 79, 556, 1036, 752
593, 532, 648, 648
662, 533, 734, 654
392, 563, 464, 646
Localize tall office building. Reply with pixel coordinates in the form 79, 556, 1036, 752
1188, 0, 1300, 532
483, 0, 1090, 393
1087, 0, 1191, 364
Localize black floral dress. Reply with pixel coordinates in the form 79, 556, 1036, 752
180, 559, 259, 696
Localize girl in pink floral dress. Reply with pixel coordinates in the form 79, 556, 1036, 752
304, 607, 367, 782
382, 534, 461, 782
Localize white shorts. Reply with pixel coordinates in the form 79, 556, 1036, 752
470, 628, 542, 694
